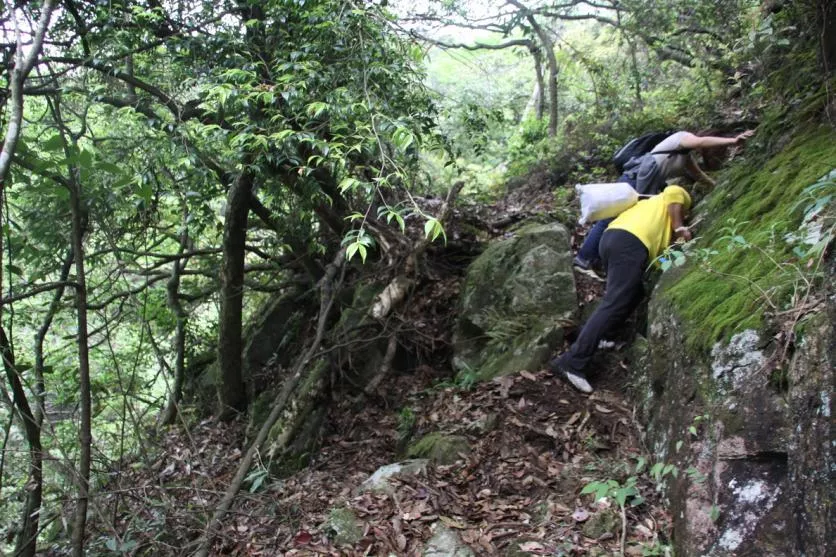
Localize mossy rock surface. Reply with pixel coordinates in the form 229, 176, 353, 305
325, 507, 364, 546
423, 523, 475, 557
332, 281, 389, 386
638, 125, 836, 556
242, 288, 312, 397
662, 127, 836, 351
453, 222, 576, 379
581, 509, 619, 539
407, 433, 471, 464
251, 358, 329, 475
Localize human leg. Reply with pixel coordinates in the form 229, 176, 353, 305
576, 218, 613, 266
552, 230, 648, 386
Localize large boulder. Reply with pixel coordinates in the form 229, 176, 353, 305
453, 222, 576, 379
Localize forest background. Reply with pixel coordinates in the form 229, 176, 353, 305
0, 0, 832, 555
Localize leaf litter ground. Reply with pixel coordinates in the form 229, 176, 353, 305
102, 183, 672, 556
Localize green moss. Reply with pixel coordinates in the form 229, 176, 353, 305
407, 432, 470, 464
663, 126, 836, 352
326, 507, 364, 546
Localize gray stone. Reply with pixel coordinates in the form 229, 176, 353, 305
582, 509, 619, 539
358, 459, 429, 494
639, 273, 835, 556
453, 222, 576, 379
325, 507, 364, 546
407, 433, 471, 464
423, 523, 474, 557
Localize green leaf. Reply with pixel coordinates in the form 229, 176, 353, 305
42, 134, 64, 152
392, 126, 415, 152
635, 456, 647, 474
346, 242, 359, 261
580, 482, 601, 495
423, 218, 446, 243
306, 102, 329, 118
339, 177, 361, 193
96, 161, 123, 175
613, 487, 630, 507
271, 129, 296, 142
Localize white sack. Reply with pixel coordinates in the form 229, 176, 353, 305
576, 182, 639, 225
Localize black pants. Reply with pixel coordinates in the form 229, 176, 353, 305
558, 229, 648, 372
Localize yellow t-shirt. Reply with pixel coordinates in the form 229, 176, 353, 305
607, 185, 692, 261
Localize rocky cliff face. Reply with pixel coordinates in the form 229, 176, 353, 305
637, 128, 835, 556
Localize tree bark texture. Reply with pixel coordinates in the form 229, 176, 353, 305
0, 0, 58, 184
160, 206, 189, 426
69, 183, 92, 557
217, 170, 254, 418
1, 326, 43, 557
507, 1, 559, 136
532, 45, 546, 121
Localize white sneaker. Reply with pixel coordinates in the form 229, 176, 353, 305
564, 370, 593, 393
549, 359, 594, 394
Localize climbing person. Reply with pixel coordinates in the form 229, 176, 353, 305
573, 129, 754, 274
551, 185, 693, 393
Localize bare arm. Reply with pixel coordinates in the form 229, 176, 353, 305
668, 203, 692, 241
678, 130, 754, 150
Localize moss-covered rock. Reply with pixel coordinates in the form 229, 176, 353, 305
581, 508, 619, 539
453, 222, 576, 379
636, 126, 836, 556
332, 281, 392, 386
407, 433, 471, 464
325, 507, 364, 546
423, 523, 474, 557
663, 127, 836, 351
242, 288, 313, 397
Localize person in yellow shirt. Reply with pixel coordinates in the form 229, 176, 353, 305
549, 185, 692, 393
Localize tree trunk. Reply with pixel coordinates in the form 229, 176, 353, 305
10, 249, 73, 557
1, 327, 43, 557
217, 170, 254, 418
69, 183, 92, 557
507, 1, 559, 137
535, 24, 559, 137
0, 0, 57, 184
532, 45, 545, 121
160, 205, 189, 426
0, 5, 57, 555
34, 249, 74, 425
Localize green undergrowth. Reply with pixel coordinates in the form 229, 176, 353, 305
664, 124, 836, 352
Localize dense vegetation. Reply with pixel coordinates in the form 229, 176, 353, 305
0, 0, 832, 554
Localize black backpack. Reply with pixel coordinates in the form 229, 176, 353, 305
612, 131, 685, 173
